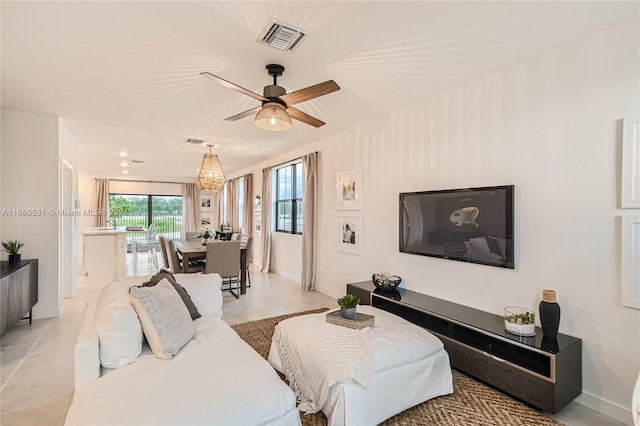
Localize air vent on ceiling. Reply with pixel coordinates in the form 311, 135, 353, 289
130, 159, 144, 164
186, 138, 204, 145
258, 19, 306, 51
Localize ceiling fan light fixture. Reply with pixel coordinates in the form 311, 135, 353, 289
254, 102, 292, 131
195, 145, 226, 192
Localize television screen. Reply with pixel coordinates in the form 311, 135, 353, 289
399, 185, 514, 269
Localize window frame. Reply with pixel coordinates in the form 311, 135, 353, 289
275, 161, 303, 235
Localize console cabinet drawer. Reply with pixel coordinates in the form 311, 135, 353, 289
437, 332, 555, 412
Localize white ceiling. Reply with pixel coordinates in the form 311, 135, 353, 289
2, 1, 637, 179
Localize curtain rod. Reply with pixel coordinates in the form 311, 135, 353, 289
269, 151, 318, 170
101, 178, 187, 185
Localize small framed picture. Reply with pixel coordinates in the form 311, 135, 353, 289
337, 169, 363, 210
621, 215, 640, 309
254, 213, 262, 234
337, 212, 363, 256
621, 118, 640, 208
201, 216, 211, 226
200, 195, 213, 211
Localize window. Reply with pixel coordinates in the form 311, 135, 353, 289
221, 183, 228, 225
238, 176, 245, 229
275, 161, 303, 234
109, 194, 182, 245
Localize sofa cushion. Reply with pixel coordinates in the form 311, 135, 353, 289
95, 280, 143, 369
142, 270, 201, 320
130, 279, 196, 360
173, 273, 224, 317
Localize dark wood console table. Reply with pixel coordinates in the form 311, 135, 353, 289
1, 259, 38, 339
347, 280, 582, 413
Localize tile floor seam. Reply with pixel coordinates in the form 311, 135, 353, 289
0, 319, 53, 394
60, 389, 75, 426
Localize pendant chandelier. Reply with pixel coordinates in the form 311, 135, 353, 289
195, 144, 225, 192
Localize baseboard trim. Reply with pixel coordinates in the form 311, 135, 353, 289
32, 306, 61, 320
575, 391, 632, 424
270, 269, 299, 283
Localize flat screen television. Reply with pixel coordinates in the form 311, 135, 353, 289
399, 185, 514, 269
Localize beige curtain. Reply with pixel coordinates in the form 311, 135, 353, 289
182, 183, 200, 237
260, 166, 273, 273
301, 153, 318, 291
243, 173, 253, 235
95, 178, 109, 227
226, 178, 237, 230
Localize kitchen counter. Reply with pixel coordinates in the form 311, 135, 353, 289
81, 226, 128, 235
82, 228, 127, 275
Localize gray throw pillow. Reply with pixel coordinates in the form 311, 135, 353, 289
142, 270, 201, 320
129, 280, 196, 360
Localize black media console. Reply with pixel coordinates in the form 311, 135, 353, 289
347, 281, 582, 413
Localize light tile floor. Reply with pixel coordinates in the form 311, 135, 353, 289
0, 253, 630, 425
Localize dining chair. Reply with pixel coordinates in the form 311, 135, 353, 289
204, 241, 241, 298
185, 232, 200, 241
230, 232, 241, 241
166, 238, 203, 274
157, 235, 170, 270
239, 235, 253, 287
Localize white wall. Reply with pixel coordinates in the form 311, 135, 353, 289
231, 21, 640, 421
1, 109, 61, 318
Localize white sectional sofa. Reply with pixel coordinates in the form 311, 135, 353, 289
65, 272, 301, 426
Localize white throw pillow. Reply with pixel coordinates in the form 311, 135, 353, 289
129, 279, 196, 360
95, 280, 143, 369
174, 273, 224, 317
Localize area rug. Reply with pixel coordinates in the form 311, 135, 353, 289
231, 308, 563, 426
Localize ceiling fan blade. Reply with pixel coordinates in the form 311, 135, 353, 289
280, 80, 340, 106
201, 72, 268, 102
286, 107, 326, 128
225, 106, 262, 121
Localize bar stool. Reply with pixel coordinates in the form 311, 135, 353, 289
133, 224, 158, 270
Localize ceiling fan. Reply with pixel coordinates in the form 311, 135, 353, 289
201, 64, 340, 131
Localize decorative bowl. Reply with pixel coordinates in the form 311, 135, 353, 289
372, 273, 402, 290
504, 306, 536, 336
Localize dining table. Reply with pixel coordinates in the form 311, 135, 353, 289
174, 239, 248, 295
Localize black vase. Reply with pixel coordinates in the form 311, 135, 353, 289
539, 290, 560, 339
8, 254, 21, 264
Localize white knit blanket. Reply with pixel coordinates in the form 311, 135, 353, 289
273, 312, 373, 413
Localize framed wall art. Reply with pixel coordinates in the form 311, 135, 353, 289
337, 169, 362, 210
337, 212, 363, 256
200, 195, 213, 211
621, 215, 640, 309
254, 213, 262, 234
621, 118, 640, 208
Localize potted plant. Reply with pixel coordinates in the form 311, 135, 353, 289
2, 239, 25, 264
337, 294, 360, 320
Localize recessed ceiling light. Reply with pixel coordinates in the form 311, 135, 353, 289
121, 162, 128, 167
122, 170, 129, 174
119, 151, 128, 157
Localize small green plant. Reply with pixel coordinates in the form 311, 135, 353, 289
2, 239, 25, 255
506, 311, 535, 325
337, 294, 360, 309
